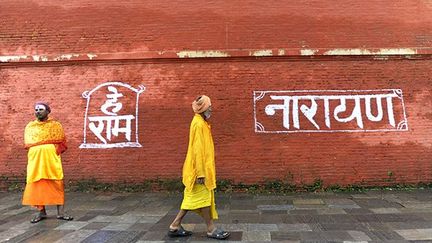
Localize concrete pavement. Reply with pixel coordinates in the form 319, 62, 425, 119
0, 189, 431, 242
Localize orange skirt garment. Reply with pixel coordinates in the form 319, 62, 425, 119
22, 179, 64, 209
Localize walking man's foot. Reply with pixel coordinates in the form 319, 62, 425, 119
30, 213, 47, 223
207, 228, 230, 240
168, 225, 192, 237
57, 214, 73, 221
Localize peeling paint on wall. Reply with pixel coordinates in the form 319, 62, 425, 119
177, 50, 230, 58
1, 53, 99, 62
324, 48, 417, 55
86, 54, 97, 60
300, 49, 319, 55
379, 48, 417, 55
250, 50, 273, 57
53, 54, 80, 61
373, 56, 389, 61
0, 55, 28, 62
32, 55, 49, 62
0, 48, 425, 63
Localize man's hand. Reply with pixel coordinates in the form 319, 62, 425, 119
196, 177, 205, 184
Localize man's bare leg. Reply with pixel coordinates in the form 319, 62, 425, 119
168, 209, 193, 237
170, 209, 188, 230
57, 205, 64, 216
30, 206, 47, 223
39, 206, 47, 217
201, 207, 216, 233
56, 205, 73, 220
201, 206, 230, 239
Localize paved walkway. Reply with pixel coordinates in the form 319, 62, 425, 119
0, 189, 431, 242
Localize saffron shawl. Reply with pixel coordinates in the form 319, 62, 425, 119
24, 118, 67, 154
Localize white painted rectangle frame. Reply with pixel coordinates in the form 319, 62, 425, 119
253, 89, 408, 133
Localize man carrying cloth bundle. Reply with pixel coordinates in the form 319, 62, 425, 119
22, 102, 73, 223
168, 95, 230, 240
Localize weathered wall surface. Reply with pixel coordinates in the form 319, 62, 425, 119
1, 1, 431, 186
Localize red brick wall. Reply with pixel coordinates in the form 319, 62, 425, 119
1, 1, 431, 186
1, 1, 431, 54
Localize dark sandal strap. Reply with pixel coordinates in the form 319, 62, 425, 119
168, 225, 192, 237
57, 215, 73, 220
30, 215, 46, 223
208, 228, 230, 239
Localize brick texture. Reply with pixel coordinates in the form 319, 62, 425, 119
0, 1, 431, 186
1, 1, 432, 55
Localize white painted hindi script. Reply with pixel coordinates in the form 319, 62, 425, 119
80, 82, 146, 148
254, 89, 408, 133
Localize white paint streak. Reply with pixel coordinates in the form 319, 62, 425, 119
250, 50, 273, 57
86, 53, 97, 60
0, 55, 28, 62
2, 54, 95, 62
373, 56, 389, 60
300, 49, 319, 56
324, 48, 417, 55
177, 50, 230, 58
32, 55, 49, 62
379, 48, 417, 55
53, 54, 80, 61
0, 48, 421, 63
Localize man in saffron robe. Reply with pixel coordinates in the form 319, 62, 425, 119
168, 95, 230, 240
22, 102, 73, 223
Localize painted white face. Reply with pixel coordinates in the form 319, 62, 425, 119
34, 104, 49, 121
35, 105, 46, 112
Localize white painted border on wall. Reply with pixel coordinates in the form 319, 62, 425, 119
253, 89, 408, 133
80, 82, 145, 148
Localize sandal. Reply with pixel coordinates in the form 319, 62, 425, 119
57, 215, 73, 221
30, 215, 46, 224
167, 225, 192, 237
207, 228, 230, 240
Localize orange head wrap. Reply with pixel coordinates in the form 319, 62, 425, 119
192, 95, 211, 113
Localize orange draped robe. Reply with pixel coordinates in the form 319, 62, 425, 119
22, 118, 67, 209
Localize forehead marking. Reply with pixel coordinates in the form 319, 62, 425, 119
35, 105, 46, 110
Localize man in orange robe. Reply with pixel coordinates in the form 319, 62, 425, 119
22, 102, 73, 223
168, 95, 230, 240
